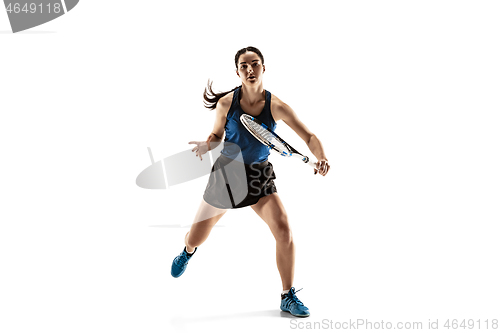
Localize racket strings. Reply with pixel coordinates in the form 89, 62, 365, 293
244, 119, 290, 155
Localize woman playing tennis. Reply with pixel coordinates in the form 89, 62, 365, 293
171, 46, 330, 317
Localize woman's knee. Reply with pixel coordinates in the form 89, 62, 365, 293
272, 216, 293, 244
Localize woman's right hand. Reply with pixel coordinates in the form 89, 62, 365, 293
189, 134, 217, 161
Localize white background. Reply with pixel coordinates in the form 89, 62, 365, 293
1, 1, 499, 332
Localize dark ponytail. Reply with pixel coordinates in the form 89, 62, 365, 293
203, 80, 240, 110
203, 46, 265, 110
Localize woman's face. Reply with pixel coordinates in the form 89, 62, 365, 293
236, 51, 265, 86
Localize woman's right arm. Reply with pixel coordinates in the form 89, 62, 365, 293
189, 93, 232, 160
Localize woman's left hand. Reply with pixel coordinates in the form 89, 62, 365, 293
314, 159, 330, 176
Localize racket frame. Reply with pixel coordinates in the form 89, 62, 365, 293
240, 114, 317, 169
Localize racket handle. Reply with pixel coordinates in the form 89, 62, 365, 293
307, 159, 317, 169
292, 154, 318, 169
297, 154, 318, 169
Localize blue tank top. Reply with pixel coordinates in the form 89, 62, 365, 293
220, 87, 277, 164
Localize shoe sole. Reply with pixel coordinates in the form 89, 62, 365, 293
280, 307, 310, 317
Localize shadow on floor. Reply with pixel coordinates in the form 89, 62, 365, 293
170, 308, 303, 327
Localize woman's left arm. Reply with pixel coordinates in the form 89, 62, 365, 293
273, 99, 330, 176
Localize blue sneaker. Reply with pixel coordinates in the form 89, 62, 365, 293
171, 246, 197, 278
280, 287, 310, 317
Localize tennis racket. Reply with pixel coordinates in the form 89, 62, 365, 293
240, 114, 317, 169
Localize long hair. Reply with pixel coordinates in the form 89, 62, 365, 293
203, 81, 240, 110
203, 46, 265, 110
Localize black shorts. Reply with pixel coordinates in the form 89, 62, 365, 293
203, 154, 277, 209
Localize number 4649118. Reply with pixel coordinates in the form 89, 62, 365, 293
6, 3, 62, 14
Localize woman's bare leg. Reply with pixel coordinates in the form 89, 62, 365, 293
251, 193, 294, 290
185, 199, 227, 252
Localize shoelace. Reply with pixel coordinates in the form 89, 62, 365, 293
175, 253, 189, 266
284, 288, 304, 307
